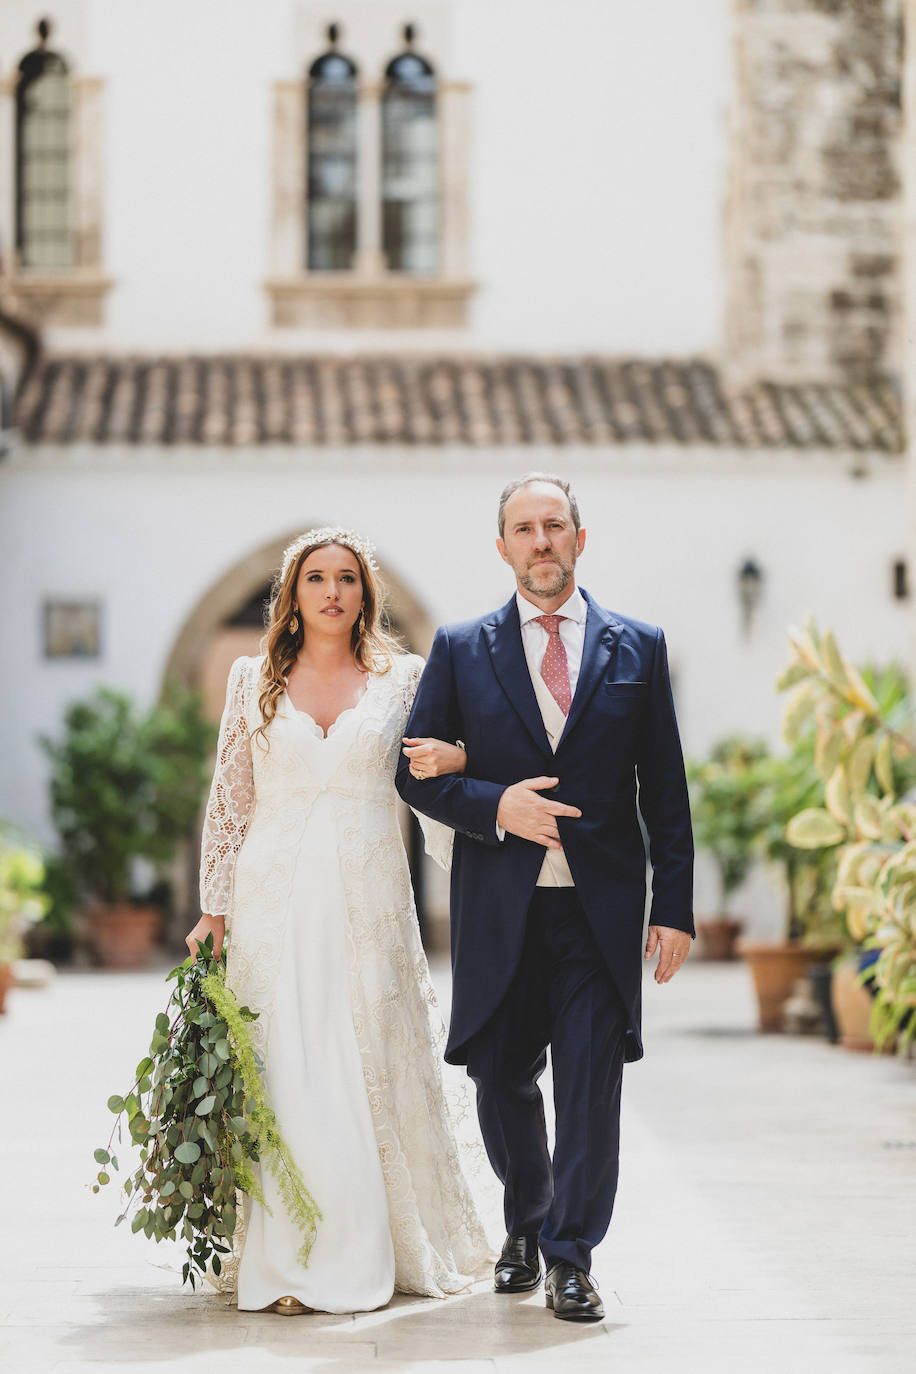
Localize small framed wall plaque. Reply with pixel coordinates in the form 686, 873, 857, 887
43, 600, 102, 659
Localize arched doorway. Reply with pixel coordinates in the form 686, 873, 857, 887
161, 530, 446, 949
162, 529, 435, 711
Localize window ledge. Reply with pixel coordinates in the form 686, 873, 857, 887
265, 274, 476, 329
10, 271, 113, 327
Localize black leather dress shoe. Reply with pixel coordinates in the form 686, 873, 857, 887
545, 1262, 605, 1321
494, 1234, 542, 1293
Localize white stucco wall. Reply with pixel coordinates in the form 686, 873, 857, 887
0, 446, 906, 932
1, 0, 729, 354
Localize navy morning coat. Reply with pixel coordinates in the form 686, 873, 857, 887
395, 588, 695, 1065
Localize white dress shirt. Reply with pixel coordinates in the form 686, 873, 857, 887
497, 586, 587, 886
516, 585, 587, 695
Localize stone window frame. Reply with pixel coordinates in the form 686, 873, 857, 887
0, 48, 111, 327
266, 66, 474, 329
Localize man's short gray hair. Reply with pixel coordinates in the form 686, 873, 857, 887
497, 472, 581, 538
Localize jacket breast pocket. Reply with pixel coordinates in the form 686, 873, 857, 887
599, 681, 648, 719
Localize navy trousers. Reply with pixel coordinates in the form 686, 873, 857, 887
465, 888, 627, 1274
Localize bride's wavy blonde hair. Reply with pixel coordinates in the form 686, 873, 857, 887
254, 528, 402, 747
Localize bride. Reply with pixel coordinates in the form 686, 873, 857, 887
186, 527, 492, 1314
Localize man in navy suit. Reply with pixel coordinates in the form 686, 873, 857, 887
396, 474, 694, 1322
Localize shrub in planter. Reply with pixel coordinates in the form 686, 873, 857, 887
687, 737, 769, 958
0, 830, 48, 1011
25, 852, 79, 963
727, 730, 848, 1031
779, 623, 916, 1052
42, 683, 215, 968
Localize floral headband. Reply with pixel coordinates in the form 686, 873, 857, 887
281, 527, 379, 581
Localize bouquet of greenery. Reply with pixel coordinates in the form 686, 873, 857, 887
93, 935, 321, 1287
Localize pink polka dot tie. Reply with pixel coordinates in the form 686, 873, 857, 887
534, 614, 571, 715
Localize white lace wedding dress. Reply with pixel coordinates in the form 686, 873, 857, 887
199, 652, 492, 1313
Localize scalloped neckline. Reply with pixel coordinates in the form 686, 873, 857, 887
284, 678, 371, 741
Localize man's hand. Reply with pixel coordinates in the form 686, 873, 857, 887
496, 776, 582, 849
645, 925, 691, 984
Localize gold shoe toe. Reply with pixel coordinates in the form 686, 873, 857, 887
271, 1295, 312, 1315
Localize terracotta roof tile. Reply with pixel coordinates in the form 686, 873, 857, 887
10, 354, 903, 452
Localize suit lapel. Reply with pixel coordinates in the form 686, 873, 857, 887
483, 597, 553, 757
557, 590, 623, 749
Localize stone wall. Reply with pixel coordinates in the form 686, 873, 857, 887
727, 0, 903, 383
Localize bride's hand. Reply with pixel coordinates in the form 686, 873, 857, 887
402, 737, 467, 779
186, 912, 225, 961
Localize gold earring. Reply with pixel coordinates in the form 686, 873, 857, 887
356, 608, 365, 635
289, 613, 299, 635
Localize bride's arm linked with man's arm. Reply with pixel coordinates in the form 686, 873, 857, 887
397, 629, 580, 849
187, 657, 256, 961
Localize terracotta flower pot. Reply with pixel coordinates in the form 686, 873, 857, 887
696, 915, 744, 961
85, 903, 160, 970
829, 960, 902, 1054
738, 940, 840, 1032
0, 962, 13, 1014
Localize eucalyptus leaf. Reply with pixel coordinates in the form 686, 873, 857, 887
195, 1095, 216, 1117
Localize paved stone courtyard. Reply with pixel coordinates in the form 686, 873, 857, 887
2, 956, 914, 1374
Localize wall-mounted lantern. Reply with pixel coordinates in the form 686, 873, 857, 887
737, 558, 763, 635
892, 558, 909, 601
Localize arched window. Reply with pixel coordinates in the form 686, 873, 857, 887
382, 25, 438, 275
307, 24, 358, 271
15, 20, 72, 271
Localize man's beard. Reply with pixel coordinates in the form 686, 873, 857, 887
517, 554, 575, 599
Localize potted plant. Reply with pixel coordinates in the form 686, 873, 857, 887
780, 625, 916, 1053
41, 683, 214, 969
687, 737, 770, 959
737, 727, 848, 1033
0, 830, 48, 1012
24, 852, 78, 964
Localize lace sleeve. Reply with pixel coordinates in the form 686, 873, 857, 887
199, 657, 256, 919
402, 655, 455, 874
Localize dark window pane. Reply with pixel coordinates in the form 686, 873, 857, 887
382, 50, 438, 276
16, 48, 72, 270
307, 48, 358, 271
